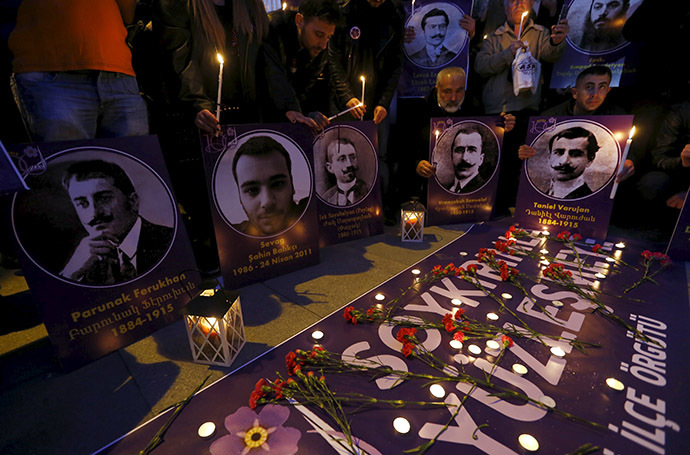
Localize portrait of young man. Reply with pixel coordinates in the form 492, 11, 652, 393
409, 7, 458, 67
230, 136, 308, 237
59, 160, 174, 285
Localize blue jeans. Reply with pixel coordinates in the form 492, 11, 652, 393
11, 71, 149, 142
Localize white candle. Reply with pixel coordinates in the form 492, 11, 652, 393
451, 298, 462, 306
429, 384, 445, 398
434, 129, 440, 143
411, 0, 415, 16
501, 293, 513, 300
517, 11, 529, 39
312, 330, 324, 341
360, 75, 366, 106
486, 340, 500, 350
610, 126, 635, 199
615, 242, 626, 248
518, 434, 539, 452
198, 422, 216, 438
512, 363, 528, 375
468, 344, 482, 355
216, 53, 224, 122
550, 346, 566, 357
486, 312, 499, 321
411, 269, 421, 275
606, 377, 625, 391
449, 339, 463, 349
375, 293, 385, 301
393, 417, 411, 434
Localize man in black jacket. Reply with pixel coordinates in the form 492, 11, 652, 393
266, 0, 341, 129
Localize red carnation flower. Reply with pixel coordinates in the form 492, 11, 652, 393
502, 335, 513, 348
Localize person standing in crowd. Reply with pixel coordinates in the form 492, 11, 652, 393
8, 0, 149, 142
265, 0, 341, 131
475, 0, 569, 213
328, 0, 405, 223
154, 0, 315, 133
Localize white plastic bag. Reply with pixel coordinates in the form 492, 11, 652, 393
512, 49, 541, 96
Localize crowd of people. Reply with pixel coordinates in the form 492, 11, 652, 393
1, 0, 689, 272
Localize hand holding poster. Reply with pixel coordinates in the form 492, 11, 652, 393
313, 122, 383, 246
8, 136, 200, 370
398, 0, 472, 98
514, 115, 634, 238
426, 117, 504, 225
202, 124, 319, 288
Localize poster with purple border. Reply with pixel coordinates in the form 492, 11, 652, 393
398, 0, 472, 98
666, 191, 690, 261
550, 0, 642, 88
515, 115, 634, 239
201, 124, 319, 288
313, 122, 383, 247
97, 219, 689, 455
427, 116, 503, 225
8, 136, 200, 371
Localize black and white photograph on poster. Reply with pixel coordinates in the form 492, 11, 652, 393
404, 2, 469, 69
212, 131, 312, 238
12, 147, 176, 287
525, 120, 619, 200
432, 120, 500, 194
564, 0, 642, 54
313, 125, 377, 207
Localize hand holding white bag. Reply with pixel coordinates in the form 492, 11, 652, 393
512, 48, 541, 96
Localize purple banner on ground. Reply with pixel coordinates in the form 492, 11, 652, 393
550, 0, 642, 88
313, 122, 383, 247
398, 0, 472, 98
427, 116, 503, 225
98, 219, 689, 455
667, 191, 690, 261
515, 115, 634, 239
201, 124, 319, 288
8, 136, 199, 371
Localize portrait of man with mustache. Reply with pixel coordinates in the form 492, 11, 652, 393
442, 123, 497, 194
409, 7, 458, 67
545, 126, 600, 199
322, 137, 370, 206
59, 160, 174, 285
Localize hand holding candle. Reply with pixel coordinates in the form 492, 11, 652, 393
610, 126, 635, 199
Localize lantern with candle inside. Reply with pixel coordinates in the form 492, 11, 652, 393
400, 199, 425, 242
183, 283, 246, 367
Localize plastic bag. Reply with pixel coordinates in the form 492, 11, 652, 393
512, 49, 541, 96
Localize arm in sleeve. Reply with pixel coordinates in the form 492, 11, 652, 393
328, 33, 355, 109
651, 107, 686, 172
261, 41, 302, 114
475, 37, 515, 78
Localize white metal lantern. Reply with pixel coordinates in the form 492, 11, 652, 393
183, 288, 245, 367
401, 200, 425, 242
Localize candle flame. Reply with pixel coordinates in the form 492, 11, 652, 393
629, 125, 636, 139
216, 53, 224, 64
521, 11, 529, 19
360, 75, 365, 82
282, 2, 287, 10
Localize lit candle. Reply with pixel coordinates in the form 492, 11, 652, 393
411, 269, 421, 275
595, 272, 606, 279
458, 251, 468, 256
501, 293, 513, 300
539, 248, 549, 254
541, 229, 550, 235
518, 434, 539, 452
360, 75, 366, 107
606, 257, 616, 263
606, 377, 625, 391
486, 312, 499, 321
468, 344, 482, 355
512, 363, 528, 375
198, 422, 216, 439
550, 346, 565, 357
449, 339, 463, 349
517, 11, 529, 39
375, 293, 385, 301
486, 340, 500, 350
610, 126, 635, 199
451, 298, 462, 306
393, 417, 411, 434
615, 242, 626, 248
282, 2, 287, 10
411, 0, 415, 16
552, 300, 563, 307
312, 330, 324, 341
434, 129, 440, 143
199, 317, 219, 336
215, 53, 224, 122
429, 384, 445, 398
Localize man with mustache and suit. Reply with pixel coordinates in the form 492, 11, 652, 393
410, 8, 457, 67
446, 124, 489, 194
322, 137, 370, 206
545, 126, 600, 199
60, 160, 174, 285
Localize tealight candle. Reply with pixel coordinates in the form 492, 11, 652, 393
411, 269, 421, 275
312, 330, 324, 341
606, 377, 625, 391
540, 249, 549, 254
501, 293, 513, 300
592, 280, 601, 290
615, 242, 625, 249
512, 363, 528, 375
429, 384, 446, 398
486, 340, 500, 350
468, 344, 482, 355
518, 433, 539, 452
459, 251, 468, 256
393, 417, 411, 434
540, 259, 550, 266
552, 300, 564, 307
606, 257, 616, 262
198, 422, 216, 439
595, 272, 606, 279
542, 229, 550, 236
449, 339, 463, 349
539, 395, 556, 408
550, 346, 566, 357
375, 293, 385, 301
486, 312, 499, 321
451, 298, 462, 306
